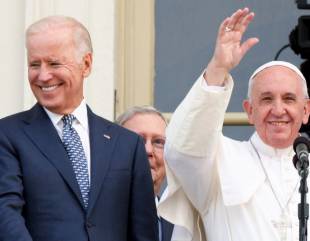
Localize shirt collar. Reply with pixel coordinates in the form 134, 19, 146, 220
43, 99, 89, 131
155, 196, 161, 218
250, 132, 293, 159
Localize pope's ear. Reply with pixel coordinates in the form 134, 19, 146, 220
243, 99, 254, 125
302, 99, 310, 124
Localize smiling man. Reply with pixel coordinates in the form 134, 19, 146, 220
243, 64, 309, 148
0, 16, 157, 241
158, 8, 310, 241
116, 106, 167, 196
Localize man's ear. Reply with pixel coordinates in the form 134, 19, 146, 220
243, 99, 254, 125
302, 99, 310, 124
82, 52, 92, 78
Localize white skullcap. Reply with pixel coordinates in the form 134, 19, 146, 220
249, 60, 306, 82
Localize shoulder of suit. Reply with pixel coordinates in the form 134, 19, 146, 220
0, 108, 34, 125
88, 111, 142, 141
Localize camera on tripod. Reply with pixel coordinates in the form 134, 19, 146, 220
289, 0, 310, 132
289, 1, 310, 59
297, 0, 310, 9
289, 16, 310, 59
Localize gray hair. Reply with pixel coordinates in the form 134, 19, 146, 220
247, 61, 309, 101
116, 106, 167, 126
26, 15, 93, 61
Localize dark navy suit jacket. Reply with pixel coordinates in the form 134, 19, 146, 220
0, 104, 158, 241
161, 218, 174, 241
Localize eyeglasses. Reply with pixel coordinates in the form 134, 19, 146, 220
141, 137, 166, 150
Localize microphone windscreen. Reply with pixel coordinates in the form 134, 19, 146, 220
293, 134, 310, 152
292, 154, 299, 169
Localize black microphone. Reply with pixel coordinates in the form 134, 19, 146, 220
293, 154, 299, 169
293, 133, 310, 170
292, 154, 308, 171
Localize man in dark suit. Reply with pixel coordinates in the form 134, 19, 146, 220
116, 106, 174, 241
0, 16, 158, 241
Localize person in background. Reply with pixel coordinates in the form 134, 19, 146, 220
0, 15, 157, 241
116, 106, 174, 241
158, 7, 310, 241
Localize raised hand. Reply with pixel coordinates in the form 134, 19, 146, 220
205, 8, 259, 86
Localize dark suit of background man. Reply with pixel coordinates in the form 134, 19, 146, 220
116, 106, 174, 241
0, 15, 158, 241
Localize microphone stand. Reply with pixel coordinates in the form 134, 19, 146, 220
297, 160, 309, 241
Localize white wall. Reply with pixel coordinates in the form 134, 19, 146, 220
0, 0, 115, 120
0, 0, 26, 117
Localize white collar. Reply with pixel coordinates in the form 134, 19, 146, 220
219, 133, 295, 206
250, 132, 293, 159
44, 99, 89, 132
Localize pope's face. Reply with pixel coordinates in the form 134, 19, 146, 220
123, 113, 166, 195
27, 27, 92, 114
243, 66, 310, 148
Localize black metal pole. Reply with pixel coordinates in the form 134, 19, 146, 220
298, 168, 309, 241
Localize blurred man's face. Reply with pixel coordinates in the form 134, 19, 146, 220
243, 66, 310, 148
27, 27, 92, 114
123, 113, 166, 195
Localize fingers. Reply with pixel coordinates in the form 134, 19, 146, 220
219, 17, 231, 36
220, 8, 254, 35
236, 10, 255, 35
240, 37, 260, 58
227, 8, 249, 30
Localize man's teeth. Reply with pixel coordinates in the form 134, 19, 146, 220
271, 121, 287, 126
41, 85, 58, 91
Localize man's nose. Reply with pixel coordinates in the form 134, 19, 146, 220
145, 140, 154, 155
271, 100, 285, 115
38, 65, 52, 81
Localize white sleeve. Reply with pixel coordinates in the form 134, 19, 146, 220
158, 73, 233, 240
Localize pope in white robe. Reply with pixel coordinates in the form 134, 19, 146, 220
158, 8, 310, 241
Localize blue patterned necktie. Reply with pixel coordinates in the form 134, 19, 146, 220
62, 114, 90, 209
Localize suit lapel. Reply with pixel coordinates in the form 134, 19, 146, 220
23, 104, 85, 207
86, 108, 119, 215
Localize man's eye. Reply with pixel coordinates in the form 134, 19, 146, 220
50, 62, 61, 67
284, 96, 296, 103
29, 63, 40, 68
152, 138, 165, 147
261, 97, 272, 102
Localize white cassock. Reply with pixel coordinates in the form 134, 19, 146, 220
158, 74, 301, 241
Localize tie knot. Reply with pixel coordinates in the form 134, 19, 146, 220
62, 114, 75, 127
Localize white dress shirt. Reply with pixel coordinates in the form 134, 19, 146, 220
44, 100, 91, 179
